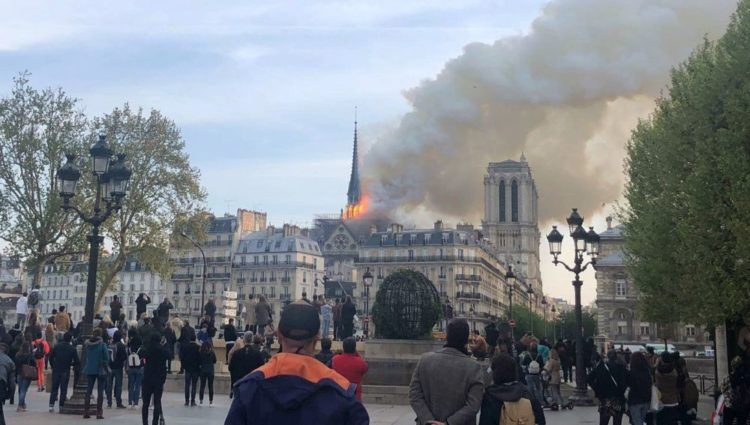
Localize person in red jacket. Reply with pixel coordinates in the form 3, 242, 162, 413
331, 337, 368, 401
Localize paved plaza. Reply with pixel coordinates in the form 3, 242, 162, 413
4, 388, 609, 425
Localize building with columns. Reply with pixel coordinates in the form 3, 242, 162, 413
594, 217, 707, 347
482, 155, 544, 313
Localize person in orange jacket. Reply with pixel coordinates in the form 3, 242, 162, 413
32, 337, 50, 390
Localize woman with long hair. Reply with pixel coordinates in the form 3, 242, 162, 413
545, 348, 570, 410
627, 352, 653, 425
198, 341, 216, 406
14, 340, 34, 412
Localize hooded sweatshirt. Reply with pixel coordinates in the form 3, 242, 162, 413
478, 382, 546, 425
225, 353, 369, 425
83, 336, 108, 376
655, 361, 679, 406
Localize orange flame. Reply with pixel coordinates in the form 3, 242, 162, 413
343, 194, 370, 220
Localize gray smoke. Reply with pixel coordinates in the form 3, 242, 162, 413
363, 0, 736, 225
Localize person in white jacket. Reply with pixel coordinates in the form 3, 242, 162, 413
16, 292, 28, 331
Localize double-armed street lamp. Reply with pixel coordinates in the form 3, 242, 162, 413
546, 207, 600, 406
505, 265, 516, 341
56, 135, 132, 415
180, 232, 207, 322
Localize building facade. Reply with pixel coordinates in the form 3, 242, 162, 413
168, 209, 266, 322
482, 155, 544, 314
232, 224, 324, 326
33, 256, 166, 323
594, 217, 707, 346
357, 221, 531, 331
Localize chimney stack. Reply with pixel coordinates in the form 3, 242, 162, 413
606, 216, 613, 230
390, 223, 403, 234
434, 220, 443, 231
369, 224, 378, 235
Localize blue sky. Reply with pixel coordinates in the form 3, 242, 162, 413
0, 0, 546, 226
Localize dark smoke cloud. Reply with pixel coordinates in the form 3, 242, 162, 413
363, 0, 735, 225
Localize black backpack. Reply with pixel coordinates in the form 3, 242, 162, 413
28, 291, 39, 306
33, 342, 45, 359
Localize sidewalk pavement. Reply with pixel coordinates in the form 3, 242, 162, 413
6, 387, 605, 425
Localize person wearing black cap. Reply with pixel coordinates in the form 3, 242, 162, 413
225, 301, 369, 425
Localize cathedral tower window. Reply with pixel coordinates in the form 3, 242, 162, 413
511, 180, 519, 222
499, 180, 506, 222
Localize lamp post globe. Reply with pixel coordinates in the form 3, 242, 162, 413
89, 134, 113, 175
566, 208, 584, 235
56, 154, 81, 202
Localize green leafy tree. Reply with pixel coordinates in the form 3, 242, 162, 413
0, 73, 88, 286
623, 1, 750, 326
90, 105, 205, 311
558, 310, 598, 341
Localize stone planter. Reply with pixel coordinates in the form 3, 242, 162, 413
363, 339, 443, 386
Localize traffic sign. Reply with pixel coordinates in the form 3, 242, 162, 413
509, 319, 517, 328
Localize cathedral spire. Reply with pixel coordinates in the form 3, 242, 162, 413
347, 107, 361, 205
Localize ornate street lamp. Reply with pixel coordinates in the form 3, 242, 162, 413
505, 265, 516, 341
362, 267, 374, 337
546, 207, 600, 406
180, 232, 207, 323
56, 135, 131, 415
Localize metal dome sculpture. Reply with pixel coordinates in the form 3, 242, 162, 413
371, 269, 442, 339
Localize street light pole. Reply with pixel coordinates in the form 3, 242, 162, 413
551, 304, 557, 341
505, 265, 516, 342
527, 287, 534, 335
362, 267, 373, 338
546, 208, 600, 406
56, 137, 132, 415
181, 232, 207, 322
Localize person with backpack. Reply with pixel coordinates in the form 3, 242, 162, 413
521, 343, 545, 408
48, 332, 79, 412
139, 332, 169, 425
106, 330, 127, 409
198, 341, 216, 406
27, 286, 41, 312
31, 334, 49, 391
587, 350, 627, 425
479, 353, 546, 425
127, 328, 144, 409
674, 353, 698, 425
544, 348, 571, 410
83, 328, 109, 419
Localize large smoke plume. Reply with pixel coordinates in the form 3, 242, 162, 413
363, 0, 736, 225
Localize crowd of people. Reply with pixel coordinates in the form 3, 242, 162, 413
2, 288, 750, 425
